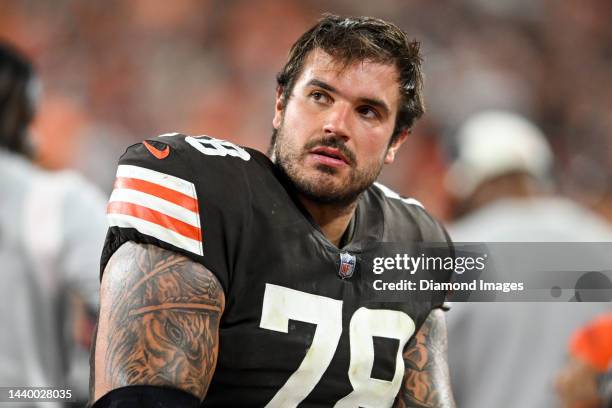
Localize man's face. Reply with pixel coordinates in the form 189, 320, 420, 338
271, 49, 408, 205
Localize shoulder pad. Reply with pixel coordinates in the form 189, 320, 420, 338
373, 182, 424, 209
373, 182, 451, 244
107, 133, 255, 258
141, 133, 252, 162
103, 133, 261, 292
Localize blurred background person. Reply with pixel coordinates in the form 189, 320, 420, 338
1, 0, 611, 218
1, 0, 611, 405
556, 313, 612, 408
445, 110, 612, 408
0, 42, 107, 406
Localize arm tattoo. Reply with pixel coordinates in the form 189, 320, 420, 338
394, 309, 455, 408
91, 242, 224, 402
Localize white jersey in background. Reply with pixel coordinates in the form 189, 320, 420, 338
0, 149, 107, 406
446, 197, 612, 408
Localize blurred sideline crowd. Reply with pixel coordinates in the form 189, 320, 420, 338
0, 0, 611, 407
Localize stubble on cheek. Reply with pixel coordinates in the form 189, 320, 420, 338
272, 119, 385, 204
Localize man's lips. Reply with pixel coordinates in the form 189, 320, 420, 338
309, 146, 351, 167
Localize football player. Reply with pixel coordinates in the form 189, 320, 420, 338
0, 42, 108, 405
91, 14, 455, 407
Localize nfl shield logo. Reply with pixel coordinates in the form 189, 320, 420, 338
338, 252, 356, 279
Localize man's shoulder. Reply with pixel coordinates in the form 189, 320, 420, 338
104, 133, 274, 288
366, 182, 449, 243
117, 133, 274, 193
122, 132, 266, 170
370, 182, 425, 210
367, 182, 426, 222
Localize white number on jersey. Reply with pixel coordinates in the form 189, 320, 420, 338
259, 284, 416, 408
185, 135, 251, 161
260, 284, 343, 407
335, 307, 415, 407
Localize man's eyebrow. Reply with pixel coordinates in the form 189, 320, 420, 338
306, 78, 390, 116
307, 79, 337, 93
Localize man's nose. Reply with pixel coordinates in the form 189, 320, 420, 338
323, 103, 351, 141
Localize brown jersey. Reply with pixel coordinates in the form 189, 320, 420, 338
101, 133, 452, 407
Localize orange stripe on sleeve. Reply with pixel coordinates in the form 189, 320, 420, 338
107, 201, 202, 242
114, 177, 198, 212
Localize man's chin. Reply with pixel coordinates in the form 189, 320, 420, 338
277, 158, 361, 205
295, 178, 361, 206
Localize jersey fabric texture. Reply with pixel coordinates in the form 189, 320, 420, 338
101, 134, 453, 407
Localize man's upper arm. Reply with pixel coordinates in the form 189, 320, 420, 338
91, 241, 225, 403
395, 309, 456, 408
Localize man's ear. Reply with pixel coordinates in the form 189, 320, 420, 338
384, 128, 409, 164
272, 87, 285, 129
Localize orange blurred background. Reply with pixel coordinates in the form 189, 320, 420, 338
3, 0, 612, 222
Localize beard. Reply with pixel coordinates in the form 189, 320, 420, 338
269, 123, 385, 207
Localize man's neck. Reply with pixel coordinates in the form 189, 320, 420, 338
298, 195, 357, 247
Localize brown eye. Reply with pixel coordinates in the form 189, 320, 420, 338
357, 106, 379, 119
310, 91, 331, 104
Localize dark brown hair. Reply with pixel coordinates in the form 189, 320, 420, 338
0, 42, 35, 157
276, 14, 425, 142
